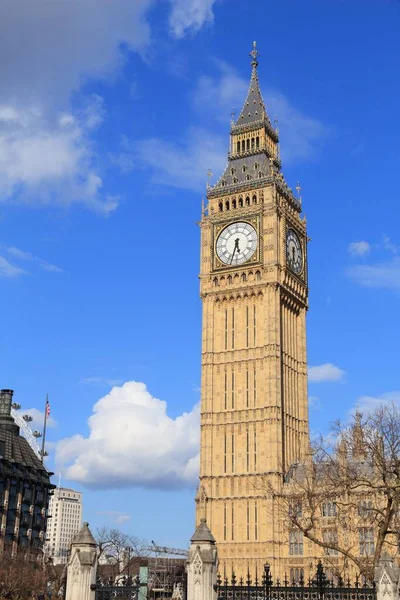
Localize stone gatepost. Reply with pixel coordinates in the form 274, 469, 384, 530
65, 522, 98, 600
374, 554, 400, 600
187, 519, 218, 600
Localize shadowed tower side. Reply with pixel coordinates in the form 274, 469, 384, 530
196, 42, 310, 577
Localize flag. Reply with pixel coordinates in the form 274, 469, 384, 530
46, 399, 50, 418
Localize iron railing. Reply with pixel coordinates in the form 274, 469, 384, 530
91, 575, 144, 600
215, 562, 376, 600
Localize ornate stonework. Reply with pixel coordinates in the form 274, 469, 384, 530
197, 42, 309, 578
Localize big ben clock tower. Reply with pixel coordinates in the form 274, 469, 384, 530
196, 43, 310, 577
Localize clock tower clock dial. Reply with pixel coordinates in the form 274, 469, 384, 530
216, 221, 258, 266
286, 228, 303, 274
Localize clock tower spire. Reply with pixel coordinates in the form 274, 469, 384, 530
197, 43, 310, 578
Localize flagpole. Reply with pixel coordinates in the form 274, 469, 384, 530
41, 394, 48, 464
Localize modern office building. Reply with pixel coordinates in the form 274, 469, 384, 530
46, 486, 83, 564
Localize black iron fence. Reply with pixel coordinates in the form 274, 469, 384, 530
215, 562, 376, 600
91, 575, 145, 600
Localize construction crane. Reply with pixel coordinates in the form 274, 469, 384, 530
146, 541, 188, 558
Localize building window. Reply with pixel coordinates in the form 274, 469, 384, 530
224, 503, 227, 541
224, 432, 227, 473
289, 501, 302, 518
323, 529, 338, 555
247, 501, 250, 540
254, 428, 257, 469
358, 500, 373, 518
289, 531, 303, 556
231, 432, 235, 472
254, 501, 258, 540
290, 568, 304, 585
246, 430, 249, 471
246, 368, 249, 408
359, 528, 374, 556
218, 202, 223, 212
232, 199, 237, 209
322, 501, 337, 517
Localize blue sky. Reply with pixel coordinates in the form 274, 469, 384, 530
1, 0, 400, 548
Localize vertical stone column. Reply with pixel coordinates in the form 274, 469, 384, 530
65, 522, 98, 600
187, 519, 218, 600
374, 554, 400, 600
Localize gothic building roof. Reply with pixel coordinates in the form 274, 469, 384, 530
215, 153, 274, 191
72, 522, 97, 546
234, 43, 271, 129
0, 389, 53, 482
190, 518, 216, 544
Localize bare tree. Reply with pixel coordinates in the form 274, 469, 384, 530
96, 526, 149, 577
268, 402, 400, 580
0, 553, 48, 599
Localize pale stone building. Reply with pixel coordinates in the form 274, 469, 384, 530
195, 43, 393, 582
47, 486, 82, 564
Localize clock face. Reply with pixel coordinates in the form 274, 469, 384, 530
216, 221, 258, 266
286, 229, 303, 274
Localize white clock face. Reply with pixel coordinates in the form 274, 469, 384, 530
286, 229, 303, 274
216, 222, 258, 266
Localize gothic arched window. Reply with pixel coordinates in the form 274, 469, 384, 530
225, 201, 230, 211
239, 198, 243, 207
232, 199, 237, 209
219, 202, 223, 212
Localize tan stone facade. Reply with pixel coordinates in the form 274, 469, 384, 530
196, 45, 310, 579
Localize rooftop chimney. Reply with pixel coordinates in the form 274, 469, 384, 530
0, 389, 19, 433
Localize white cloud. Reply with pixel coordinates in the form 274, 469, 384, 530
193, 60, 248, 121
0, 255, 26, 278
0, 0, 152, 212
7, 247, 62, 273
21, 407, 57, 430
55, 381, 200, 490
0, 97, 118, 213
308, 396, 322, 411
348, 241, 370, 257
0, 0, 151, 106
346, 257, 400, 290
349, 391, 400, 418
382, 235, 398, 255
124, 127, 227, 192
169, 0, 217, 38
81, 377, 124, 387
308, 363, 345, 383
96, 510, 132, 525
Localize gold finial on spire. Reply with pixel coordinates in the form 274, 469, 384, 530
296, 182, 301, 197
250, 41, 259, 68
230, 107, 236, 126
